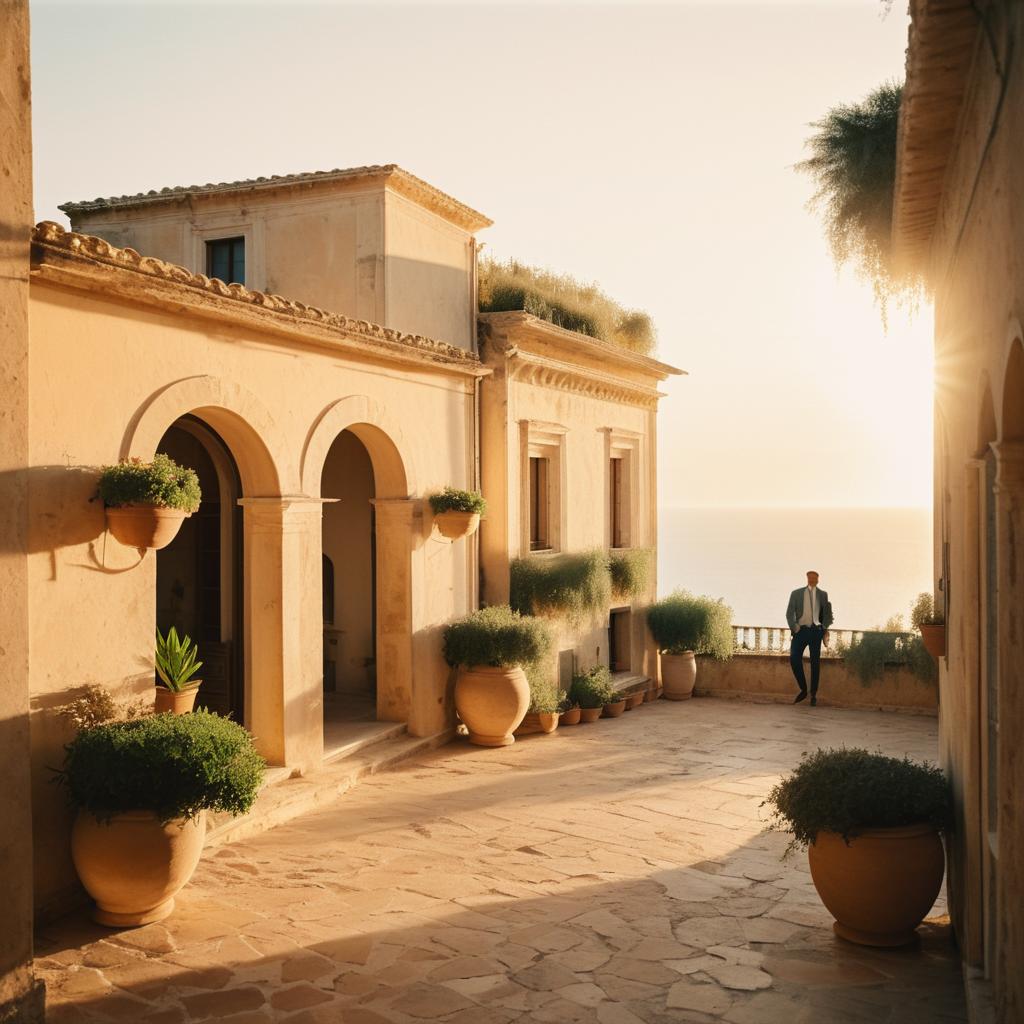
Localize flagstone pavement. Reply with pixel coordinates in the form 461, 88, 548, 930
36, 699, 967, 1023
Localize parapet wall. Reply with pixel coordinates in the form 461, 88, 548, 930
693, 654, 937, 714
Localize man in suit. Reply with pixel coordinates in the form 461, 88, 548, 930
786, 570, 833, 706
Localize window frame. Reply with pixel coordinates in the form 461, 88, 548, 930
604, 429, 641, 551
520, 421, 567, 556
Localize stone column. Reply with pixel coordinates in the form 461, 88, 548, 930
993, 440, 1024, 1020
371, 499, 416, 726
240, 498, 326, 773
0, 1, 44, 1019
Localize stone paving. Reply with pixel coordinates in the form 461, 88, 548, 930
36, 699, 968, 1023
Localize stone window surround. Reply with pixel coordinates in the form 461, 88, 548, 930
519, 420, 567, 556
189, 217, 264, 291
604, 428, 642, 552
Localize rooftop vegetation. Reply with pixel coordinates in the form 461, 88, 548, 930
798, 81, 921, 312
479, 258, 657, 356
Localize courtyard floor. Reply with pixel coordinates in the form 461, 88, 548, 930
36, 699, 967, 1023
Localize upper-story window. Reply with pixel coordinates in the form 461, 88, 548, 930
606, 431, 640, 549
529, 455, 551, 551
522, 422, 566, 554
206, 237, 246, 286
610, 455, 626, 548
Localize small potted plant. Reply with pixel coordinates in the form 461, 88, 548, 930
764, 747, 952, 947
97, 454, 201, 550
559, 694, 581, 727
603, 688, 627, 718
443, 606, 551, 746
912, 592, 946, 659
59, 710, 264, 926
625, 689, 645, 710
515, 671, 561, 736
570, 667, 613, 723
646, 591, 733, 700
429, 487, 487, 541
155, 627, 203, 715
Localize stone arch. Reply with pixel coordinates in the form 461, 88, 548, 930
301, 395, 414, 498
122, 375, 294, 495
999, 336, 1024, 442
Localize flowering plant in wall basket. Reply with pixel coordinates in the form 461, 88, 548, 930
428, 487, 486, 540
97, 454, 201, 550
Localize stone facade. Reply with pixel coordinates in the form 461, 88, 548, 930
893, 2, 1024, 1018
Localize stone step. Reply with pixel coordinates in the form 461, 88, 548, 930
205, 727, 455, 848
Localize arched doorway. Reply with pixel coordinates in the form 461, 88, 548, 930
320, 429, 377, 739
156, 416, 244, 722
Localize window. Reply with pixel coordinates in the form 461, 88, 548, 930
610, 456, 625, 549
605, 431, 639, 549
206, 237, 246, 285
609, 608, 632, 673
529, 456, 551, 551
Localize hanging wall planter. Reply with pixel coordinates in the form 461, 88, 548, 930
919, 623, 946, 659
97, 454, 201, 551
429, 487, 486, 541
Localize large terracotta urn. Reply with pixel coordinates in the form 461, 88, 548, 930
71, 810, 206, 927
434, 510, 481, 541
807, 823, 945, 946
661, 651, 697, 700
455, 665, 529, 746
106, 506, 188, 550
154, 685, 200, 715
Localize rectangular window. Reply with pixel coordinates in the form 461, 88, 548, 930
529, 456, 550, 551
206, 237, 246, 286
609, 608, 632, 673
610, 456, 624, 549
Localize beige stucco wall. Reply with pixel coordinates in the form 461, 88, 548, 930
26, 264, 479, 918
694, 654, 938, 713
916, 13, 1024, 1016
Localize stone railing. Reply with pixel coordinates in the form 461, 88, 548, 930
732, 624, 860, 657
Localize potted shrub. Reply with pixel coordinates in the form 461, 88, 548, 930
570, 667, 613, 724
59, 710, 264, 926
602, 688, 627, 718
764, 747, 952, 947
625, 690, 644, 710
443, 606, 551, 746
646, 591, 733, 700
912, 592, 946, 659
155, 627, 203, 714
429, 487, 487, 541
97, 454, 201, 550
559, 694, 581, 727
515, 671, 562, 736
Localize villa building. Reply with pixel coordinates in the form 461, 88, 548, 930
893, 1, 1024, 1019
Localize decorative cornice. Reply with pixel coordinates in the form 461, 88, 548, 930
30, 222, 488, 377
59, 164, 493, 233
506, 349, 665, 410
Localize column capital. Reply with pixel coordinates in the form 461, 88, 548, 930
992, 441, 1024, 490
371, 497, 421, 523
238, 495, 335, 532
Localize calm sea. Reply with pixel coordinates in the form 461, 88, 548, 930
657, 507, 933, 631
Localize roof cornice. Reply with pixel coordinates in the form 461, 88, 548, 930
59, 164, 493, 233
30, 222, 489, 379
892, 0, 981, 273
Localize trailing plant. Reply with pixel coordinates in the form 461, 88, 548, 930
569, 666, 615, 709
609, 548, 651, 600
911, 591, 943, 628
510, 550, 611, 623
429, 487, 487, 516
479, 258, 657, 355
57, 710, 265, 825
797, 80, 921, 312
443, 605, 552, 669
58, 685, 150, 731
646, 591, 733, 659
155, 626, 203, 692
97, 454, 201, 513
763, 747, 951, 854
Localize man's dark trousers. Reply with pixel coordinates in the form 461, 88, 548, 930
790, 625, 824, 695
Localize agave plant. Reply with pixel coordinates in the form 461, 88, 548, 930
155, 627, 203, 692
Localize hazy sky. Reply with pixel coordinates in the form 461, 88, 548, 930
30, 0, 932, 509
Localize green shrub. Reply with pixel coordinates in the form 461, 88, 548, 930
525, 663, 563, 714
569, 666, 615, 709
646, 591, 733, 659
510, 550, 611, 622
428, 487, 487, 516
478, 258, 657, 355
58, 710, 265, 825
911, 591, 942, 627
443, 605, 552, 669
97, 454, 201, 513
609, 548, 651, 600
764, 747, 951, 853
838, 630, 937, 685
155, 626, 203, 692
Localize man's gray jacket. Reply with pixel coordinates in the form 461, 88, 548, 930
786, 588, 833, 633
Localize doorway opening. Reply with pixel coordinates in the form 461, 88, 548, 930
155, 416, 244, 722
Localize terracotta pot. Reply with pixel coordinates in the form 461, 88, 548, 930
626, 692, 644, 709
560, 706, 582, 726
71, 810, 206, 927
602, 699, 627, 718
455, 665, 529, 746
579, 706, 603, 724
807, 824, 945, 947
919, 624, 946, 659
661, 652, 697, 700
106, 506, 188, 550
434, 510, 481, 541
644, 688, 657, 703
515, 711, 559, 736
154, 685, 200, 715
